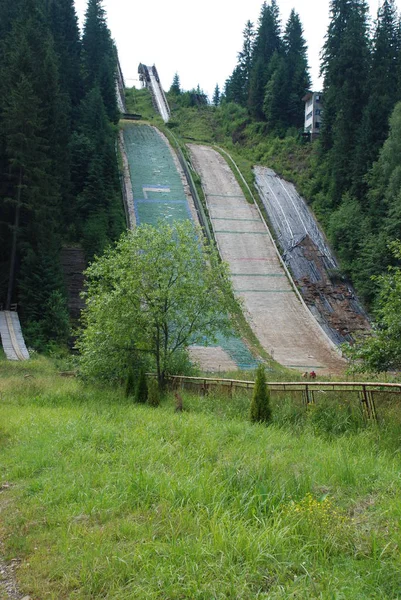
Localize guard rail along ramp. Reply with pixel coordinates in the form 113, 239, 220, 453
138, 63, 171, 122
0, 309, 29, 361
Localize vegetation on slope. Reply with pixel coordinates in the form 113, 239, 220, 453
1, 358, 401, 598
0, 0, 124, 350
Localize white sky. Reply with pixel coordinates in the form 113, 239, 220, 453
74, 0, 400, 98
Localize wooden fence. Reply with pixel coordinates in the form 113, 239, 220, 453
165, 375, 401, 422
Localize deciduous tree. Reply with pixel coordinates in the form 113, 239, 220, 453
77, 221, 238, 389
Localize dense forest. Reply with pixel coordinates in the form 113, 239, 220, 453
231, 0, 401, 309
169, 0, 401, 314
0, 0, 123, 349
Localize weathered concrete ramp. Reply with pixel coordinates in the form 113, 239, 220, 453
0, 311, 29, 361
120, 124, 258, 372
188, 145, 345, 375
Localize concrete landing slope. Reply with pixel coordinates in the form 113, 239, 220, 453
120, 124, 258, 372
188, 145, 345, 375
0, 311, 29, 361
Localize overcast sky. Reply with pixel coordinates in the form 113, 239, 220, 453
74, 0, 400, 98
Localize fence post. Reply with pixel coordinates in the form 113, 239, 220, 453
360, 385, 372, 419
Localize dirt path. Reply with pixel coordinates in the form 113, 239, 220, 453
0, 554, 24, 600
0, 484, 29, 600
188, 145, 346, 376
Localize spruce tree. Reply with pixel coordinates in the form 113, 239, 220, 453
248, 1, 282, 119
263, 52, 288, 132
0, 3, 66, 325
147, 378, 161, 407
82, 0, 118, 123
134, 368, 148, 403
282, 10, 310, 128
48, 0, 83, 110
125, 367, 135, 398
224, 65, 247, 105
250, 364, 272, 424
170, 73, 181, 95
352, 0, 400, 200
225, 21, 255, 107
320, 0, 370, 205
212, 84, 220, 106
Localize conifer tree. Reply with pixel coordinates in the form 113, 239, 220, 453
135, 368, 148, 403
170, 73, 181, 95
82, 0, 118, 123
263, 10, 309, 133
48, 0, 83, 110
125, 367, 135, 397
225, 21, 255, 106
282, 10, 311, 128
320, 0, 370, 205
248, 1, 282, 119
212, 84, 220, 106
0, 3, 66, 328
352, 0, 400, 199
224, 65, 246, 105
250, 364, 272, 424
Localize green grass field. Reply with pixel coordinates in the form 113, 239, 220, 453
1, 357, 401, 599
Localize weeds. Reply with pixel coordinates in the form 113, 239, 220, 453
1, 358, 401, 599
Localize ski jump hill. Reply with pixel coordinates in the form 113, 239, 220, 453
119, 64, 352, 376
0, 62, 360, 375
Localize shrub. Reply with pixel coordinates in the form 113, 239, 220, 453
250, 364, 272, 424
125, 368, 135, 398
134, 368, 148, 404
148, 378, 160, 407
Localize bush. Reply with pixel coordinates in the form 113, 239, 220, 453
125, 368, 135, 398
250, 364, 272, 424
148, 378, 160, 407
134, 368, 148, 404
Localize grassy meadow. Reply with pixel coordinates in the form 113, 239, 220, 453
1, 357, 401, 599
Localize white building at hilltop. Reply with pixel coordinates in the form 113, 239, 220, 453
303, 92, 323, 139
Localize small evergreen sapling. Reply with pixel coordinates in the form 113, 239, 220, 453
135, 368, 148, 404
125, 367, 135, 398
147, 377, 160, 407
250, 364, 272, 424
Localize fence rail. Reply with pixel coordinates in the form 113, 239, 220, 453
165, 375, 401, 422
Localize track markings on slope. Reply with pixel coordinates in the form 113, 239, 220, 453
214, 230, 269, 235
213, 217, 261, 222
188, 144, 346, 375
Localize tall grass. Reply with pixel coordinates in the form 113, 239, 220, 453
1, 359, 401, 598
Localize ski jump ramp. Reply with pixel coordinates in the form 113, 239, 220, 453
0, 310, 29, 361
188, 145, 345, 375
